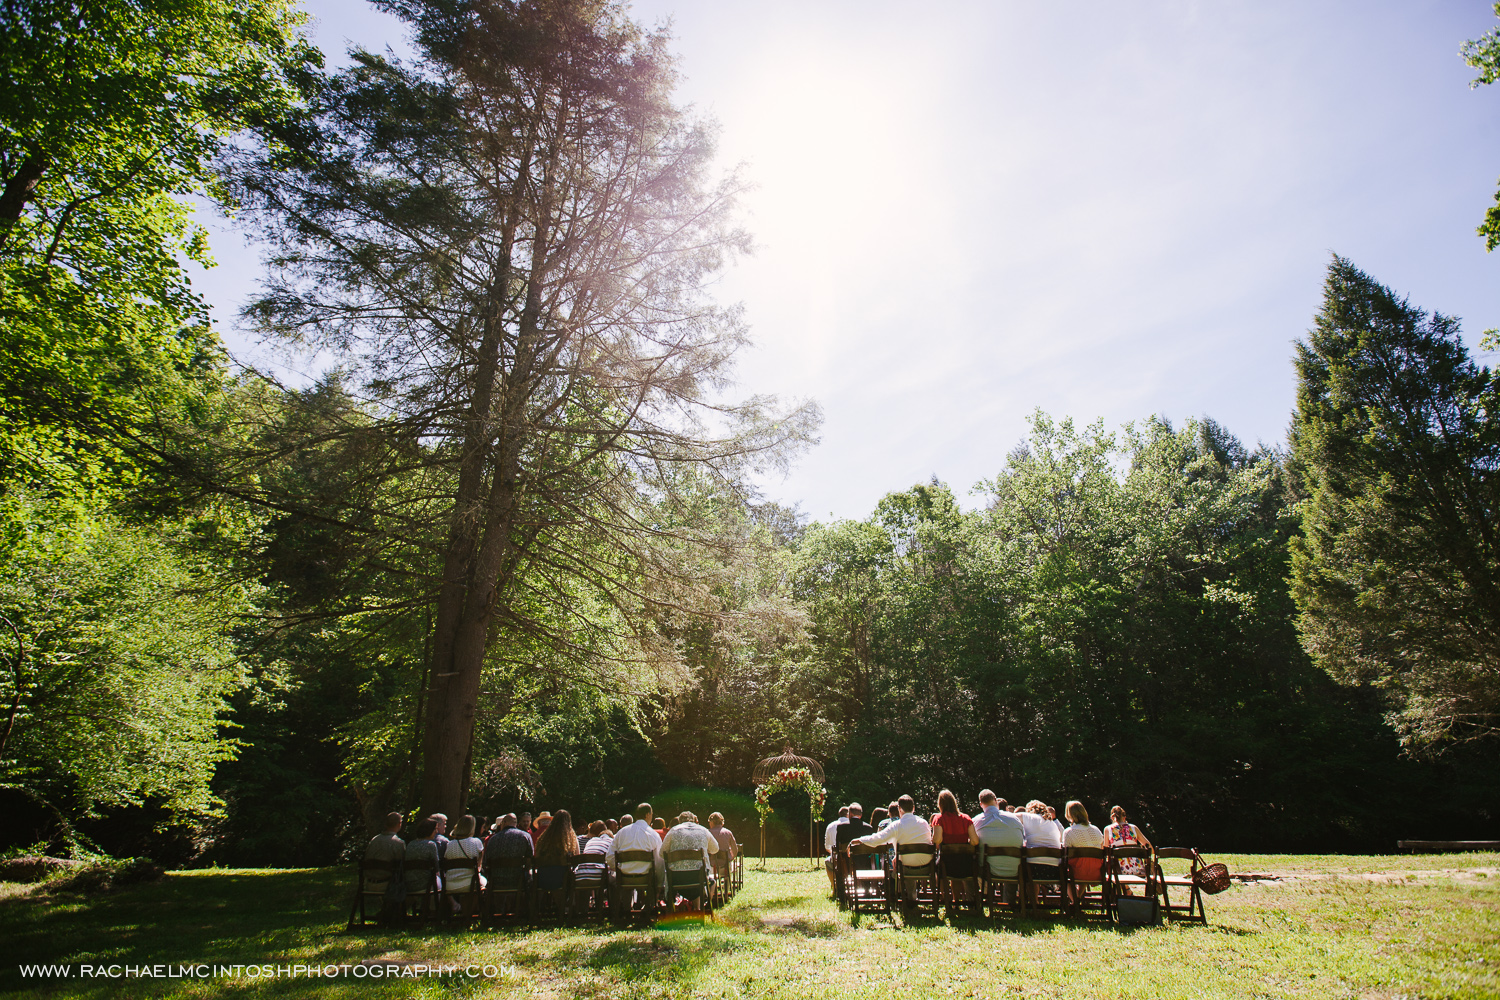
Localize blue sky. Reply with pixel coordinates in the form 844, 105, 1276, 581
197, 0, 1500, 521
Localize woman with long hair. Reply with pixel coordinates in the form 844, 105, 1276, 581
533, 807, 580, 896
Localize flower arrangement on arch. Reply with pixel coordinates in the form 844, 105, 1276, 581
753, 766, 827, 823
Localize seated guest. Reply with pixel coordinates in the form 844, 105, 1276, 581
533, 808, 579, 900
575, 820, 610, 886
834, 803, 876, 877
661, 811, 720, 912
931, 789, 979, 897
707, 812, 738, 861
853, 795, 933, 903
1062, 800, 1105, 897
443, 815, 486, 891
1103, 805, 1152, 891
484, 813, 534, 890
1018, 800, 1064, 898
652, 816, 667, 841
363, 811, 405, 891
533, 810, 553, 842
605, 803, 665, 908
707, 812, 738, 884
517, 811, 534, 847
582, 820, 612, 854
931, 789, 978, 848
428, 813, 450, 849
605, 818, 619, 835
869, 806, 889, 830
823, 805, 850, 893
402, 818, 443, 892
973, 789, 1024, 902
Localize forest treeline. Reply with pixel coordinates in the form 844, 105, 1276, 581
1, 0, 1497, 864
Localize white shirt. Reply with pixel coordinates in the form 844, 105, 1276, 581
443, 836, 485, 890
1063, 823, 1105, 850
855, 812, 933, 866
1017, 811, 1063, 865
973, 807, 1024, 877
662, 820, 720, 871
824, 816, 848, 853
604, 819, 664, 878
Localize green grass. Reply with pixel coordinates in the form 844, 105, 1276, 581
1, 853, 1496, 998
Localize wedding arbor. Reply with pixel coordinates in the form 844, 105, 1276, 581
751, 746, 826, 868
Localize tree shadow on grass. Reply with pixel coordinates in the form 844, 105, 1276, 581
0, 868, 475, 997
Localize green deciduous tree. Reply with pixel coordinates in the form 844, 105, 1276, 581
0, 0, 318, 523
1462, 3, 1500, 250
1290, 256, 1500, 747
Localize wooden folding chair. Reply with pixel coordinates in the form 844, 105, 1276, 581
440, 855, 483, 923
483, 856, 531, 922
937, 842, 980, 913
664, 850, 714, 917
612, 850, 659, 923
1154, 847, 1207, 924
400, 857, 441, 923
349, 858, 399, 928
569, 854, 611, 922
710, 853, 732, 906
732, 853, 744, 894
977, 845, 1025, 918
1021, 847, 1068, 916
895, 843, 939, 918
529, 863, 572, 922
1065, 847, 1111, 921
1107, 847, 1162, 925
846, 842, 892, 917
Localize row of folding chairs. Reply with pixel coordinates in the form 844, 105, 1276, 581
350, 849, 745, 928
838, 842, 1210, 924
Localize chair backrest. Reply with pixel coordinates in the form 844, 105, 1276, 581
848, 842, 883, 857
1067, 847, 1107, 861
666, 849, 705, 869
1153, 846, 1198, 872
614, 849, 657, 885
939, 842, 975, 877
1023, 847, 1063, 861
441, 856, 480, 875
897, 843, 935, 872
360, 859, 398, 876
486, 856, 529, 870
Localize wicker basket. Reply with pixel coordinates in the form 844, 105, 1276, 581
1195, 862, 1231, 894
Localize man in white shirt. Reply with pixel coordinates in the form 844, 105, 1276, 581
604, 802, 664, 883
972, 790, 1024, 902
853, 795, 933, 902
823, 805, 849, 893
661, 811, 720, 911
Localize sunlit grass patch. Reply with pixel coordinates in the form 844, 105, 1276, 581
0, 855, 1496, 998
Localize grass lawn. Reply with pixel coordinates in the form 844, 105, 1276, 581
1, 853, 1496, 999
